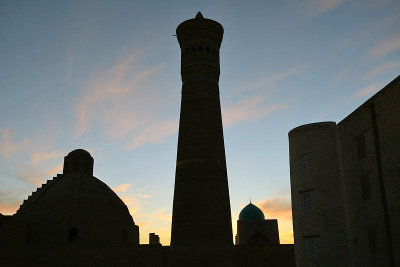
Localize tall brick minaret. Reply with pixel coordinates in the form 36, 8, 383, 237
169, 12, 234, 266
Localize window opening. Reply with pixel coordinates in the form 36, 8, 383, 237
302, 190, 313, 211
304, 236, 319, 258
298, 154, 309, 175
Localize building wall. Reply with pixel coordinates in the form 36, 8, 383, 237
288, 122, 350, 267
0, 242, 295, 267
234, 245, 296, 267
237, 219, 279, 245
372, 77, 400, 267
288, 74, 400, 267
337, 76, 399, 267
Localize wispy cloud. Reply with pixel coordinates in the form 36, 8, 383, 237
363, 61, 400, 81
368, 32, 400, 59
255, 196, 294, 244
222, 95, 294, 126
146, 208, 171, 222
17, 163, 63, 187
236, 65, 306, 92
0, 203, 19, 215
302, 0, 346, 17
75, 51, 165, 139
257, 196, 292, 220
112, 182, 174, 244
31, 150, 63, 165
0, 129, 29, 158
112, 183, 132, 193
350, 82, 382, 99
137, 208, 172, 245
335, 67, 350, 83
111, 182, 152, 219
127, 120, 178, 149
223, 66, 301, 126
0, 189, 21, 215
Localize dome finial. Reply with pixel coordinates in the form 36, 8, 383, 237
195, 11, 204, 19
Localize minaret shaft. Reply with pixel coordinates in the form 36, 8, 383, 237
170, 13, 234, 266
172, 80, 232, 246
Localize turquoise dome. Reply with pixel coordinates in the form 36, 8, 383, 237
239, 202, 265, 221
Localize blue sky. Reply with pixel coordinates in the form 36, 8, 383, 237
1, 0, 400, 244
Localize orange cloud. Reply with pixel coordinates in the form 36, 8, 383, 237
363, 61, 400, 81
0, 129, 29, 158
120, 195, 142, 219
311, 0, 346, 16
351, 82, 382, 99
296, 0, 346, 18
31, 150, 63, 165
111, 183, 153, 225
127, 120, 178, 149
137, 208, 172, 245
18, 162, 63, 187
368, 32, 400, 59
111, 182, 173, 245
0, 203, 19, 215
255, 196, 294, 244
256, 196, 292, 220
280, 231, 294, 244
223, 66, 301, 127
235, 65, 306, 92
222, 95, 294, 126
148, 208, 171, 222
112, 183, 132, 193
75, 51, 165, 138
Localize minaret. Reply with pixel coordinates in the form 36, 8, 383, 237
170, 12, 234, 266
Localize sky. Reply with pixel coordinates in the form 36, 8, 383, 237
1, 0, 400, 245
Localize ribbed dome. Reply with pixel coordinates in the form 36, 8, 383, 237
14, 149, 139, 245
16, 173, 133, 225
239, 202, 265, 221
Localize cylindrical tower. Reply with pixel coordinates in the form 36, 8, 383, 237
170, 12, 234, 266
288, 122, 349, 266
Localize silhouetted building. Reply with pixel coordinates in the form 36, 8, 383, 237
0, 149, 145, 265
170, 11, 234, 267
236, 202, 280, 246
0, 13, 297, 267
149, 233, 160, 245
289, 75, 400, 267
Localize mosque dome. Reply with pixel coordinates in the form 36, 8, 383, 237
15, 149, 139, 245
239, 202, 265, 221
